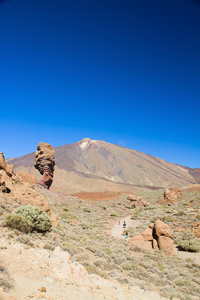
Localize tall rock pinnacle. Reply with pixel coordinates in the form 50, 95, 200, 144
34, 142, 55, 189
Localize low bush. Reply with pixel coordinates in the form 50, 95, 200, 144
110, 212, 117, 217
62, 206, 69, 211
43, 242, 56, 251
162, 216, 175, 223
14, 205, 52, 232
79, 223, 91, 229
4, 213, 33, 233
83, 208, 90, 213
174, 211, 186, 216
178, 240, 200, 252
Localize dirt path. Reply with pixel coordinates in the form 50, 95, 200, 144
111, 215, 146, 239
177, 250, 200, 264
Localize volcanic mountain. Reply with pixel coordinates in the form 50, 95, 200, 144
8, 138, 200, 193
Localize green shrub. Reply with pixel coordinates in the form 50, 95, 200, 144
145, 206, 156, 210
110, 212, 117, 217
4, 213, 33, 233
161, 216, 175, 222
79, 223, 91, 229
196, 215, 200, 220
83, 208, 90, 213
62, 206, 69, 211
174, 211, 186, 216
178, 239, 200, 252
14, 205, 52, 232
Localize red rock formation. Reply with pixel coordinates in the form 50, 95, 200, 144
34, 142, 55, 189
0, 151, 58, 225
161, 187, 182, 205
129, 220, 176, 256
0, 152, 14, 193
126, 194, 149, 208
153, 220, 175, 256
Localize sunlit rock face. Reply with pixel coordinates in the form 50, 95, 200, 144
34, 142, 55, 189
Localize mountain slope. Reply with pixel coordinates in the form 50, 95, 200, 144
8, 138, 199, 191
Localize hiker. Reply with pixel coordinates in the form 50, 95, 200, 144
123, 221, 126, 228
126, 232, 128, 238
118, 220, 120, 225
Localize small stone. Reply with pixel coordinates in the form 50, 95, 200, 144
39, 287, 46, 292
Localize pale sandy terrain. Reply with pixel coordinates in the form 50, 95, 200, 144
0, 235, 167, 300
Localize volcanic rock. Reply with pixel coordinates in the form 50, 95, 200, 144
0, 151, 58, 225
129, 220, 175, 255
0, 152, 14, 193
161, 187, 182, 205
129, 234, 153, 251
153, 220, 173, 239
153, 220, 175, 255
126, 194, 149, 209
157, 236, 175, 256
34, 142, 55, 189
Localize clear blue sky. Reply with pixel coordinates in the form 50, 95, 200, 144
0, 0, 200, 167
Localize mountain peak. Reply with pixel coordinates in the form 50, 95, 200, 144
79, 138, 92, 143
78, 138, 93, 150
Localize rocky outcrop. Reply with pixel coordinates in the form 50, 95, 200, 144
125, 194, 149, 209
34, 142, 55, 189
0, 152, 58, 225
161, 187, 182, 205
52, 246, 87, 282
0, 152, 15, 193
153, 220, 175, 255
129, 220, 175, 255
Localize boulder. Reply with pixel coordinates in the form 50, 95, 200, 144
34, 142, 55, 189
153, 220, 175, 255
142, 227, 153, 241
126, 194, 149, 208
153, 220, 173, 239
129, 234, 153, 251
157, 236, 175, 256
129, 220, 175, 255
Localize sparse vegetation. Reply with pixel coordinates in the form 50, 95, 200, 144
4, 213, 33, 233
178, 239, 200, 252
62, 206, 69, 211
174, 211, 186, 216
1, 185, 200, 300
0, 260, 13, 291
83, 207, 90, 213
14, 205, 52, 232
78, 223, 91, 230
110, 212, 117, 217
